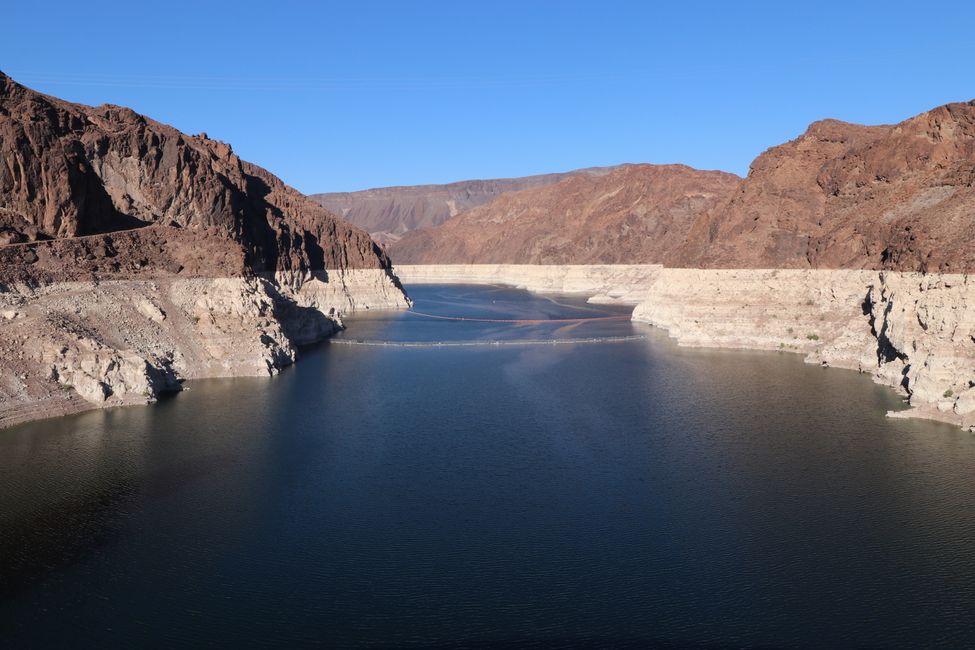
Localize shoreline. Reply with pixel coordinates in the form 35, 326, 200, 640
5, 263, 975, 433
0, 269, 409, 430
396, 264, 975, 432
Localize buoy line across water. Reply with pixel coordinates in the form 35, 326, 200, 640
404, 310, 631, 324
329, 335, 648, 348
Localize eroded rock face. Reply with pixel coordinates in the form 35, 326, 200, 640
390, 165, 740, 264
0, 271, 408, 429
631, 268, 975, 429
0, 71, 390, 275
680, 103, 975, 271
867, 273, 975, 412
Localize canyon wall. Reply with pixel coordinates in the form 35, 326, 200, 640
389, 100, 975, 274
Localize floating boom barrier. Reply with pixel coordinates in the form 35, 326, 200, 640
329, 335, 648, 348
404, 310, 631, 324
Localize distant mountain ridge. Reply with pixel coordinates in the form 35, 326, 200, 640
390, 164, 741, 264
388, 99, 975, 272
311, 166, 620, 244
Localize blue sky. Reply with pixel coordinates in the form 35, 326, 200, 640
3, 1, 975, 193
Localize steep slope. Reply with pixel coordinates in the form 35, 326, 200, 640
0, 72, 407, 428
390, 164, 741, 264
681, 101, 975, 271
311, 166, 618, 244
0, 70, 388, 274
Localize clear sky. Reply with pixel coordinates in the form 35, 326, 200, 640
3, 1, 975, 193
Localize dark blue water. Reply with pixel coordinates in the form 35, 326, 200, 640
2, 284, 975, 648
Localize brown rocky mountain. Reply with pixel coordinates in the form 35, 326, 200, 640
311, 166, 618, 245
392, 100, 975, 272
0, 72, 407, 428
680, 101, 975, 271
390, 164, 741, 264
0, 70, 389, 277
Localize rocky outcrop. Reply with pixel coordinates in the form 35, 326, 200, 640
391, 165, 740, 264
680, 102, 975, 271
631, 269, 975, 429
0, 270, 407, 429
0, 70, 390, 275
311, 166, 618, 245
0, 71, 410, 428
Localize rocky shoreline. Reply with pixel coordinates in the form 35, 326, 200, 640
6, 262, 975, 432
0, 270, 409, 429
397, 264, 975, 431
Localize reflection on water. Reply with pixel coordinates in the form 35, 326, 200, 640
2, 284, 975, 647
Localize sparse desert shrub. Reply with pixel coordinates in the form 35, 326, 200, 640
806, 333, 820, 341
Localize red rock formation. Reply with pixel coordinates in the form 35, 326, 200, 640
0, 71, 390, 277
390, 164, 741, 264
681, 102, 975, 271
391, 100, 975, 272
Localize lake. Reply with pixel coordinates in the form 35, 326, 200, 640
2, 284, 975, 647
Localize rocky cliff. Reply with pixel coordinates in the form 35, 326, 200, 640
311, 166, 618, 245
0, 72, 409, 427
680, 102, 975, 271
0, 70, 389, 274
390, 165, 741, 264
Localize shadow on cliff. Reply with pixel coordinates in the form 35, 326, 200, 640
263, 275, 343, 347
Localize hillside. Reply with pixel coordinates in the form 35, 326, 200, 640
390, 164, 741, 264
311, 166, 618, 245
0, 70, 390, 279
680, 102, 975, 271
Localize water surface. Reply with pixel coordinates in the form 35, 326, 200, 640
2, 284, 975, 647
